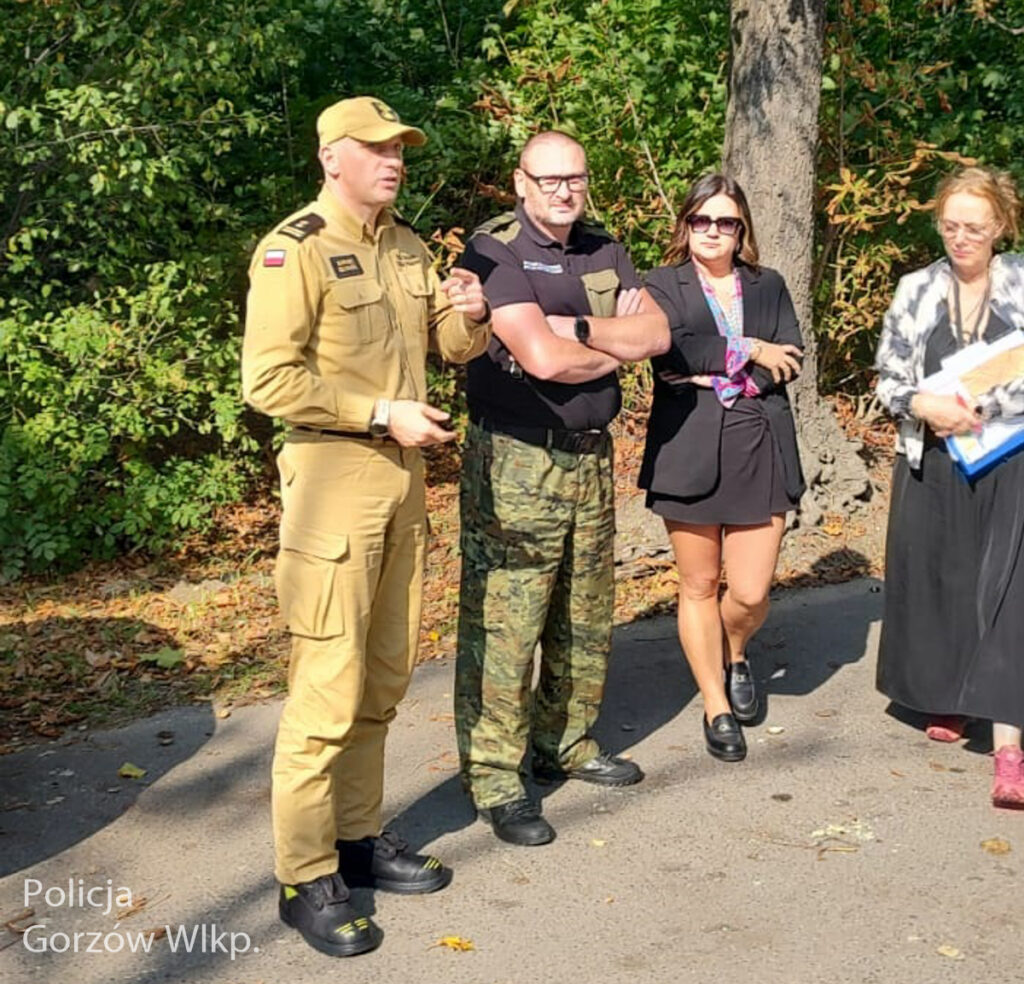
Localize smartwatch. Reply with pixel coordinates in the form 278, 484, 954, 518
369, 398, 391, 437
574, 315, 591, 346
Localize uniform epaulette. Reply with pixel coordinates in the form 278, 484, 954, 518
277, 212, 326, 242
472, 212, 520, 245
393, 211, 414, 229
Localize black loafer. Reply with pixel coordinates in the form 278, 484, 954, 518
279, 873, 383, 957
535, 751, 644, 787
727, 659, 759, 722
480, 798, 555, 846
336, 830, 452, 895
703, 712, 747, 762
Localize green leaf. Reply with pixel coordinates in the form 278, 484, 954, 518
140, 646, 185, 669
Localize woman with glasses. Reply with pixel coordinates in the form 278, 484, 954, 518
875, 167, 1024, 808
639, 173, 805, 762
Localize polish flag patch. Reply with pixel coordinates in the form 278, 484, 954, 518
263, 249, 286, 267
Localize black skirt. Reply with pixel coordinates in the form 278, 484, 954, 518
646, 398, 797, 526
876, 308, 1024, 725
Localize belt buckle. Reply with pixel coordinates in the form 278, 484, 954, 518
557, 429, 603, 454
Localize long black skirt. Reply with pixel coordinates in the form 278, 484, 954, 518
876, 440, 1024, 726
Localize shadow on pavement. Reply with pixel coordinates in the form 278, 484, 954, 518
389, 577, 883, 850
0, 704, 215, 877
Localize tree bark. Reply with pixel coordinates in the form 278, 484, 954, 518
723, 0, 871, 525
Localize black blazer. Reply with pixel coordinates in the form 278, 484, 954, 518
638, 259, 806, 501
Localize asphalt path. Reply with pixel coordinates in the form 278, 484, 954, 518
2, 579, 1020, 983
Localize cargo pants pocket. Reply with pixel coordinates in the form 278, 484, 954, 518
275, 523, 349, 639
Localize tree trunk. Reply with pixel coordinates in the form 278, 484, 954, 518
723, 0, 871, 525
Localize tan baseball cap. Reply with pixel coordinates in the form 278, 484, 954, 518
317, 96, 427, 148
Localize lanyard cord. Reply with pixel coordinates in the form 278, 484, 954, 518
952, 275, 991, 345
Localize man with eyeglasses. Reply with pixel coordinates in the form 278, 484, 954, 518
453, 130, 670, 846
243, 95, 490, 957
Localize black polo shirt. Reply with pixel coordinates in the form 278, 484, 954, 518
458, 203, 641, 431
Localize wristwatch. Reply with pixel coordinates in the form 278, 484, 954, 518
574, 315, 591, 346
369, 398, 391, 437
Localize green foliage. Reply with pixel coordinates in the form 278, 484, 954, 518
0, 0, 308, 575
473, 0, 729, 269
5, 0, 1024, 575
0, 0, 503, 575
816, 0, 1024, 391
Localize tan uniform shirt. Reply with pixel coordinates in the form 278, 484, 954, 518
242, 187, 490, 429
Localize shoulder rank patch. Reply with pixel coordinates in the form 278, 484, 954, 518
277, 212, 326, 242
330, 254, 363, 279
472, 212, 520, 245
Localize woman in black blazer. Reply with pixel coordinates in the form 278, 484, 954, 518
640, 174, 805, 762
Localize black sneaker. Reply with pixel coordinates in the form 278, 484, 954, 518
480, 798, 555, 846
278, 873, 382, 958
336, 830, 452, 895
534, 751, 644, 787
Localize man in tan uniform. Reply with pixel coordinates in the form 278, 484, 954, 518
242, 96, 490, 958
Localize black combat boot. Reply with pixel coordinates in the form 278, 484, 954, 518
534, 750, 644, 786
480, 798, 556, 846
278, 872, 382, 957
336, 830, 452, 894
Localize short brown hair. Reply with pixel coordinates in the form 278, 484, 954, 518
663, 173, 760, 268
934, 166, 1021, 245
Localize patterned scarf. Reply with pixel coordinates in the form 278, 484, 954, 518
697, 267, 759, 408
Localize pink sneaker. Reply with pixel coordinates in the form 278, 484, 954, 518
991, 745, 1024, 810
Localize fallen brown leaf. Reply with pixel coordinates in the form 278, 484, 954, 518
116, 896, 148, 920
84, 650, 111, 669
4, 907, 35, 933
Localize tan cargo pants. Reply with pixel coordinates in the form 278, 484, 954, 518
271, 433, 425, 886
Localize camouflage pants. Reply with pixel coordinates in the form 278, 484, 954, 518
455, 421, 615, 809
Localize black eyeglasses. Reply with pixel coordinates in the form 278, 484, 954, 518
521, 170, 590, 194
685, 213, 744, 236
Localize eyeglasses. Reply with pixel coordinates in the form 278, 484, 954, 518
521, 170, 590, 194
937, 219, 995, 242
685, 213, 744, 236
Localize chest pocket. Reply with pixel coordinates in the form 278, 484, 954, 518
330, 277, 387, 345
396, 261, 431, 298
394, 260, 432, 345
580, 268, 620, 318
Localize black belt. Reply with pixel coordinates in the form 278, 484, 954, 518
293, 425, 392, 442
472, 415, 608, 455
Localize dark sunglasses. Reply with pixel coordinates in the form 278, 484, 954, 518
685, 213, 744, 236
